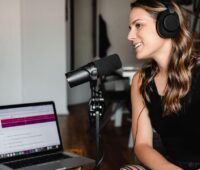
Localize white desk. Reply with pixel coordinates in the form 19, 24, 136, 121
116, 67, 137, 84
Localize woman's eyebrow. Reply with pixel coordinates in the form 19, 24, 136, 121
130, 19, 143, 26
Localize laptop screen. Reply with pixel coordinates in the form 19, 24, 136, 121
0, 101, 62, 160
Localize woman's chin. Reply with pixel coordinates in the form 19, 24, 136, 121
136, 54, 146, 60
135, 51, 151, 60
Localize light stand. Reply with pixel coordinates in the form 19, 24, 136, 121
88, 72, 104, 170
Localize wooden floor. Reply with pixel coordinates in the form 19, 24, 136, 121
58, 103, 135, 170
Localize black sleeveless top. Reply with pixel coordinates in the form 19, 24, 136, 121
144, 66, 200, 162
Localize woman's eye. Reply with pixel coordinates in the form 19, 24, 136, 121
135, 23, 142, 29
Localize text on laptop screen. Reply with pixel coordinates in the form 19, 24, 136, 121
0, 104, 61, 159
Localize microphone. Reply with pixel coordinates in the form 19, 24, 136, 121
65, 54, 122, 87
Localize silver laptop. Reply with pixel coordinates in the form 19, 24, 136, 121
0, 101, 94, 170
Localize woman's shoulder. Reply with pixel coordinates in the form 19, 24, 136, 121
131, 66, 152, 89
131, 71, 141, 88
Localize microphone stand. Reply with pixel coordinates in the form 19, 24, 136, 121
88, 73, 104, 170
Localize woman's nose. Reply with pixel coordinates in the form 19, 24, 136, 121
127, 29, 136, 41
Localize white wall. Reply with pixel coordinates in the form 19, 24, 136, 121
0, 0, 68, 114
99, 0, 143, 67
0, 0, 22, 104
21, 0, 67, 114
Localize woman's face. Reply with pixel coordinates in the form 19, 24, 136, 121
128, 7, 170, 60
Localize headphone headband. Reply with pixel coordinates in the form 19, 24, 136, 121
162, 1, 175, 13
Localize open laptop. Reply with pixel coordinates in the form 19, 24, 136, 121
0, 101, 94, 170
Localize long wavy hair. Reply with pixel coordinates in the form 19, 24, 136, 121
131, 0, 200, 115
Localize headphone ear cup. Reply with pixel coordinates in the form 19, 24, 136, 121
156, 10, 180, 38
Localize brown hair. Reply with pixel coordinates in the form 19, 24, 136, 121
131, 0, 200, 115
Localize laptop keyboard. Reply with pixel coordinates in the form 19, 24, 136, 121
4, 153, 71, 169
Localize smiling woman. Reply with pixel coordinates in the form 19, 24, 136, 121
122, 0, 200, 170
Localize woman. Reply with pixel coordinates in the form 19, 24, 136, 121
121, 0, 200, 170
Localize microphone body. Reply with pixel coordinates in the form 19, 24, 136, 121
66, 63, 97, 87
66, 54, 122, 87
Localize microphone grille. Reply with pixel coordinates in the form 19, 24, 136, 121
94, 54, 122, 76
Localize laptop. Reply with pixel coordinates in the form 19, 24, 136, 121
0, 101, 94, 170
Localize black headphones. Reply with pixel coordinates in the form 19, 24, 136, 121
156, 1, 180, 38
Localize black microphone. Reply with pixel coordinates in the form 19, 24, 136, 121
65, 54, 122, 87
